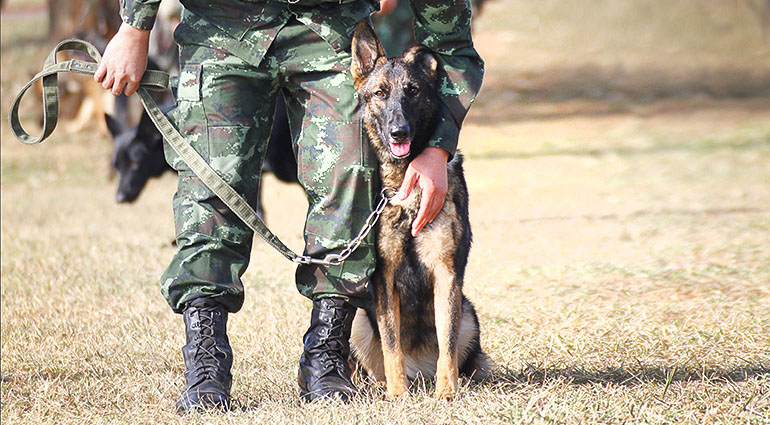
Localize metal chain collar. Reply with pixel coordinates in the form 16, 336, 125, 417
293, 187, 399, 266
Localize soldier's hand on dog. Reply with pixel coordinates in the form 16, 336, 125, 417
94, 23, 150, 97
377, 0, 398, 14
398, 146, 449, 237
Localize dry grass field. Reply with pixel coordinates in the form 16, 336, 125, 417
2, 0, 769, 424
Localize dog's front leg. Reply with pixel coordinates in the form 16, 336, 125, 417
374, 270, 409, 398
433, 266, 462, 400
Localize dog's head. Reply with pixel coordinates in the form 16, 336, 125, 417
351, 22, 441, 164
105, 112, 168, 203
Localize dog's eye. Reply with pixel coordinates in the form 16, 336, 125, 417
406, 86, 419, 96
374, 90, 385, 98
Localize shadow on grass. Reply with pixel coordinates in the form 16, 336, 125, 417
227, 361, 769, 410
484, 362, 770, 390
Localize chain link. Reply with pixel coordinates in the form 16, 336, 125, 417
293, 187, 399, 266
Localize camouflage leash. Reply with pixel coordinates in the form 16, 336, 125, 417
9, 39, 395, 266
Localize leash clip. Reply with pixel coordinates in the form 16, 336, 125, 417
293, 253, 344, 266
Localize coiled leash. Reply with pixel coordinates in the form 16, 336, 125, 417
9, 39, 396, 266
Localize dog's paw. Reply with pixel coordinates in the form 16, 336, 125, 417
434, 377, 458, 400
386, 380, 409, 398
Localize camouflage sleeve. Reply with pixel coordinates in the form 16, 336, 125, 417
120, 0, 161, 31
410, 0, 484, 156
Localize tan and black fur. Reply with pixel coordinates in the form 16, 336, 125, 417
349, 23, 491, 400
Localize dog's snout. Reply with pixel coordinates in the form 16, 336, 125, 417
389, 123, 410, 142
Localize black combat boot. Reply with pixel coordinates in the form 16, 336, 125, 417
176, 297, 233, 413
297, 297, 357, 402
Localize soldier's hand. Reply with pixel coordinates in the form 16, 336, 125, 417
94, 23, 150, 97
398, 147, 449, 237
378, 0, 398, 15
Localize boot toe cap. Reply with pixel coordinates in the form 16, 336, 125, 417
299, 374, 356, 403
176, 390, 231, 413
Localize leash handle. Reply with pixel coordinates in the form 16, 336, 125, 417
9, 39, 168, 145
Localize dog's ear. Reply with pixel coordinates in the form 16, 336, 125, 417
403, 45, 438, 81
136, 112, 160, 143
104, 113, 124, 138
351, 21, 386, 89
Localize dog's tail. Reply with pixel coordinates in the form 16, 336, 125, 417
462, 350, 493, 382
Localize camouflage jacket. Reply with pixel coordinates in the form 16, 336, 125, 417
120, 0, 483, 155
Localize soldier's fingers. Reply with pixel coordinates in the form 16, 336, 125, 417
112, 75, 127, 96
124, 80, 140, 97
428, 186, 447, 223
411, 185, 432, 237
101, 69, 115, 91
94, 62, 107, 83
427, 192, 444, 224
398, 166, 418, 200
422, 193, 439, 227
112, 81, 127, 97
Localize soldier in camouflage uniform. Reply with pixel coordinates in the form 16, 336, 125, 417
96, 0, 482, 411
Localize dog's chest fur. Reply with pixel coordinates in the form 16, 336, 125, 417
373, 156, 465, 350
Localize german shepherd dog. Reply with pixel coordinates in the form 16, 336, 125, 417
349, 23, 491, 400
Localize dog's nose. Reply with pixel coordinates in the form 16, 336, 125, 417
116, 192, 127, 203
389, 124, 410, 142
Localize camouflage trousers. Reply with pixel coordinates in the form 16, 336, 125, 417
162, 18, 378, 313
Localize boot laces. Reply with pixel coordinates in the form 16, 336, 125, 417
316, 316, 348, 375
192, 306, 225, 380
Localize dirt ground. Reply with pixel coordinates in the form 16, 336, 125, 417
1, 1, 769, 424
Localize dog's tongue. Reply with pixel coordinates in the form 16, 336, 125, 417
389, 142, 411, 157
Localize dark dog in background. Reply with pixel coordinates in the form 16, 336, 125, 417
348, 23, 490, 400
105, 93, 299, 219
104, 104, 171, 203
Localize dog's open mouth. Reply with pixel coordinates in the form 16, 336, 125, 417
388, 141, 411, 159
